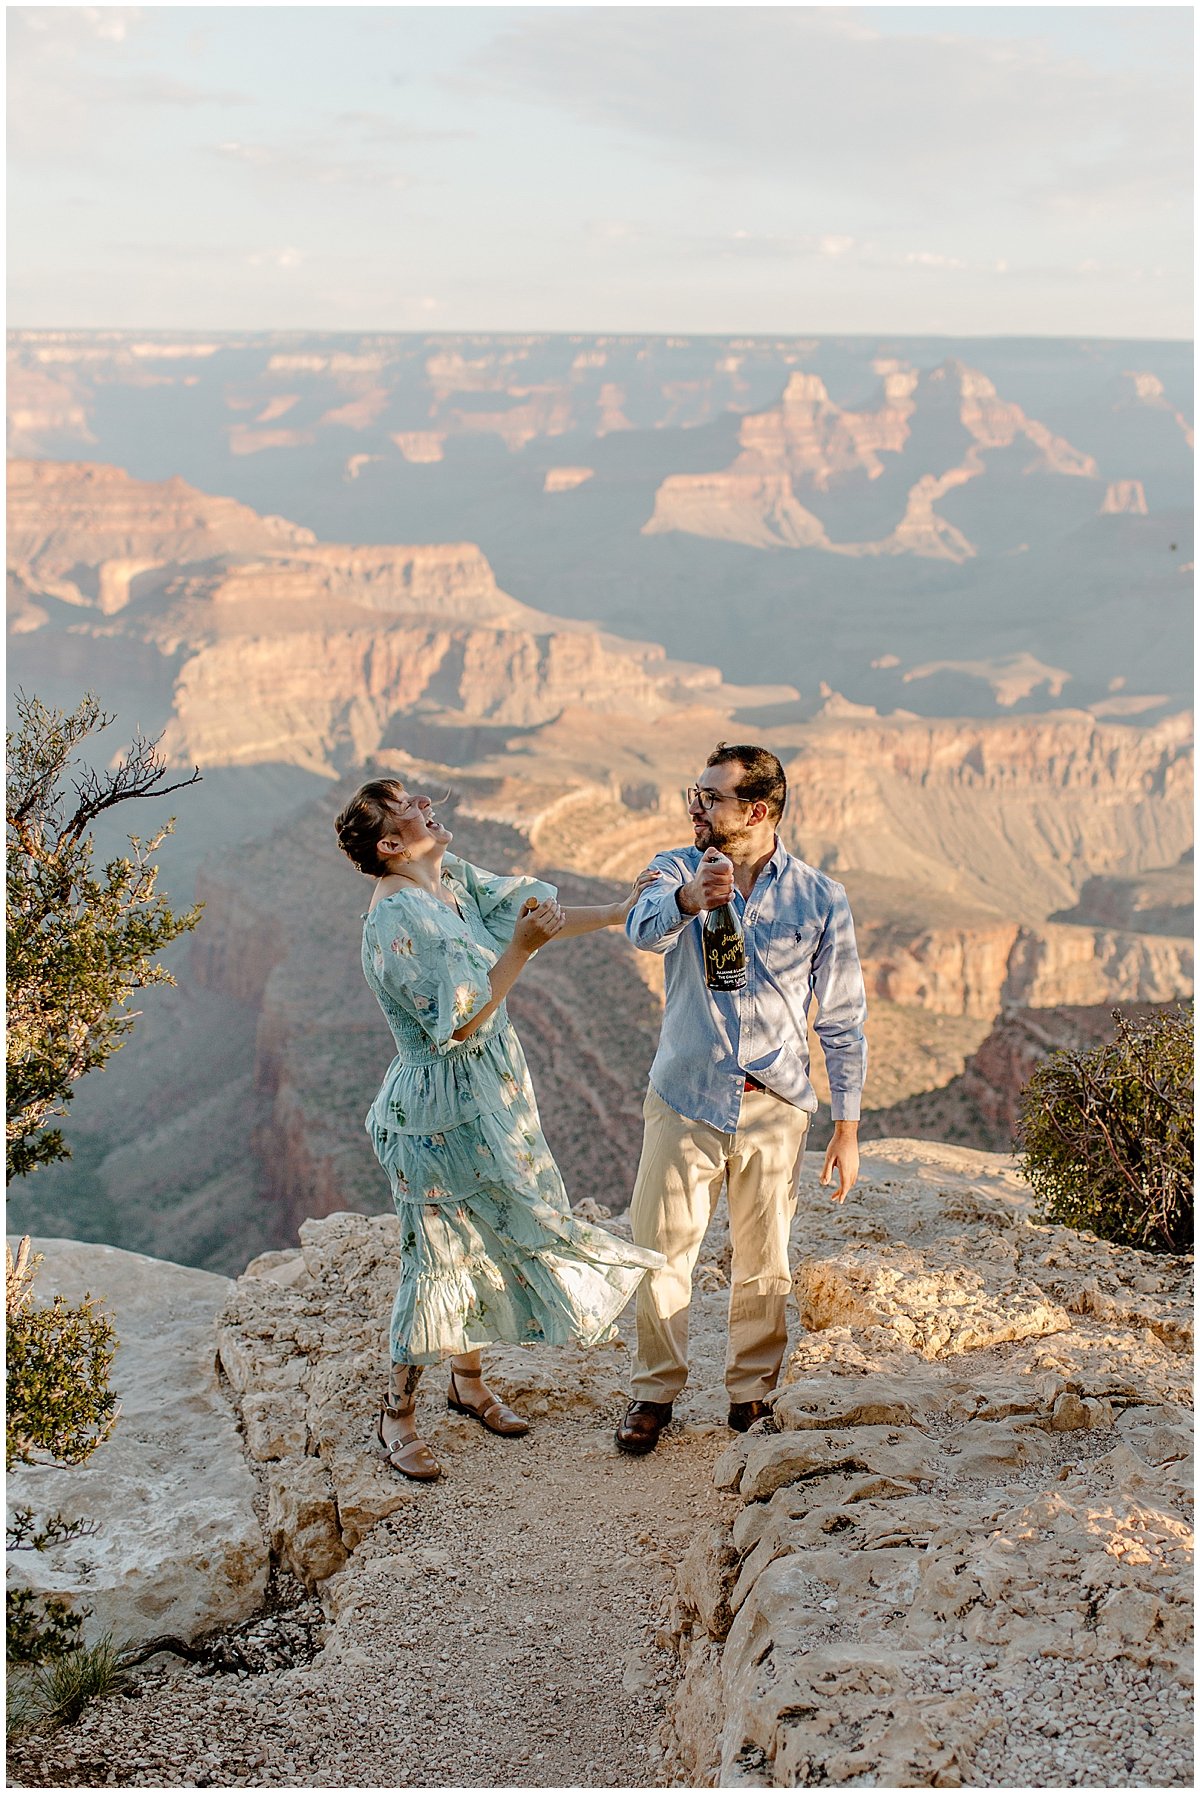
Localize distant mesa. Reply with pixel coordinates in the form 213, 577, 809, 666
1116, 370, 1195, 448
229, 425, 315, 457
255, 395, 300, 425
543, 467, 595, 494
344, 454, 385, 481
931, 360, 1097, 477
267, 351, 386, 375
816, 684, 878, 719
643, 358, 1097, 558
1101, 480, 1149, 516
6, 458, 315, 611
1088, 692, 1174, 720
902, 653, 1071, 709
597, 383, 634, 433
391, 431, 446, 463
645, 471, 834, 552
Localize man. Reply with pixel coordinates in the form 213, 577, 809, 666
615, 742, 867, 1455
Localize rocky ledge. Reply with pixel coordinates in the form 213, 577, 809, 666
667, 1140, 1193, 1789
8, 1141, 1193, 1790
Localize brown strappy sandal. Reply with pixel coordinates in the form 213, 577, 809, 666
447, 1370, 530, 1437
376, 1403, 442, 1481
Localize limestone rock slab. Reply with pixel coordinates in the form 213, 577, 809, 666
667, 1144, 1195, 1789
6, 1236, 267, 1648
795, 1242, 1071, 1358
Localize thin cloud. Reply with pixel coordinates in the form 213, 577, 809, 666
91, 72, 251, 107
331, 109, 476, 145
468, 7, 1191, 220
210, 140, 411, 192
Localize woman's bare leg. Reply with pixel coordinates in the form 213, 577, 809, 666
380, 1361, 424, 1451
447, 1351, 529, 1434
448, 1349, 490, 1405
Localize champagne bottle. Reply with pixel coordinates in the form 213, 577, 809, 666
702, 897, 747, 991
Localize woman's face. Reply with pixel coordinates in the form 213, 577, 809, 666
378, 785, 452, 863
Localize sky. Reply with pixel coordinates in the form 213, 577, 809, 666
6, 3, 1194, 337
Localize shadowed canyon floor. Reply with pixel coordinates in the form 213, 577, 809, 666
9, 1141, 1193, 1790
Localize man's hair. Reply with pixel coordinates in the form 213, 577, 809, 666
706, 742, 787, 823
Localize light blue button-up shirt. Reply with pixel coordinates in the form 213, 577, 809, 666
626, 838, 868, 1132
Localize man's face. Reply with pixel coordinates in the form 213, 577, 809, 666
687, 763, 754, 854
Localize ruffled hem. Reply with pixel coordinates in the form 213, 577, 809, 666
388, 1194, 663, 1365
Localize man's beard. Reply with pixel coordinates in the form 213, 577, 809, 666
696, 813, 754, 856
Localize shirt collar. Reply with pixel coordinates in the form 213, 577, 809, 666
764, 835, 788, 880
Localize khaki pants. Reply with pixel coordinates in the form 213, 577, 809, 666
629, 1083, 810, 1405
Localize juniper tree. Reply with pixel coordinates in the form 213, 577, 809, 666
6, 692, 202, 1180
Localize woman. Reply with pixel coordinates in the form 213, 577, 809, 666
334, 776, 664, 1481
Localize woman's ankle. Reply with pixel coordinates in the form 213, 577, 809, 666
388, 1364, 424, 1412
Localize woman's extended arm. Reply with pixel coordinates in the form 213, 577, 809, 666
546, 868, 661, 942
450, 899, 564, 1040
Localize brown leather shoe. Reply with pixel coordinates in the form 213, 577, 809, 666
615, 1400, 673, 1455
727, 1399, 773, 1433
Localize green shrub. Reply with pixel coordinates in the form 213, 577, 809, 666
1015, 1004, 1193, 1253
6, 1241, 118, 1472
5, 1240, 115, 1675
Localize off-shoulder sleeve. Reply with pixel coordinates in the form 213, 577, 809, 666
445, 854, 558, 948
365, 900, 496, 1052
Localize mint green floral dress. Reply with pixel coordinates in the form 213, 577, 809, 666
361, 853, 663, 1365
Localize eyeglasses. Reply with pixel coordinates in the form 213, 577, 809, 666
684, 785, 749, 812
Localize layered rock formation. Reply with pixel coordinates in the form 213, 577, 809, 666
645, 359, 1100, 558
778, 708, 1193, 920
8, 333, 1192, 730
8, 460, 796, 778
6, 459, 314, 610
667, 1142, 1193, 1788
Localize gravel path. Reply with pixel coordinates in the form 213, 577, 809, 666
11, 1298, 737, 1790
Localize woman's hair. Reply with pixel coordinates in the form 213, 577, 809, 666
334, 778, 407, 876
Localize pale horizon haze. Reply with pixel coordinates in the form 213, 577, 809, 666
7, 3, 1195, 338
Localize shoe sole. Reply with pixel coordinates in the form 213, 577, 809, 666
614, 1428, 670, 1455
376, 1442, 442, 1482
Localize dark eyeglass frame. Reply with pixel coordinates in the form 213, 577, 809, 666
684, 784, 752, 812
